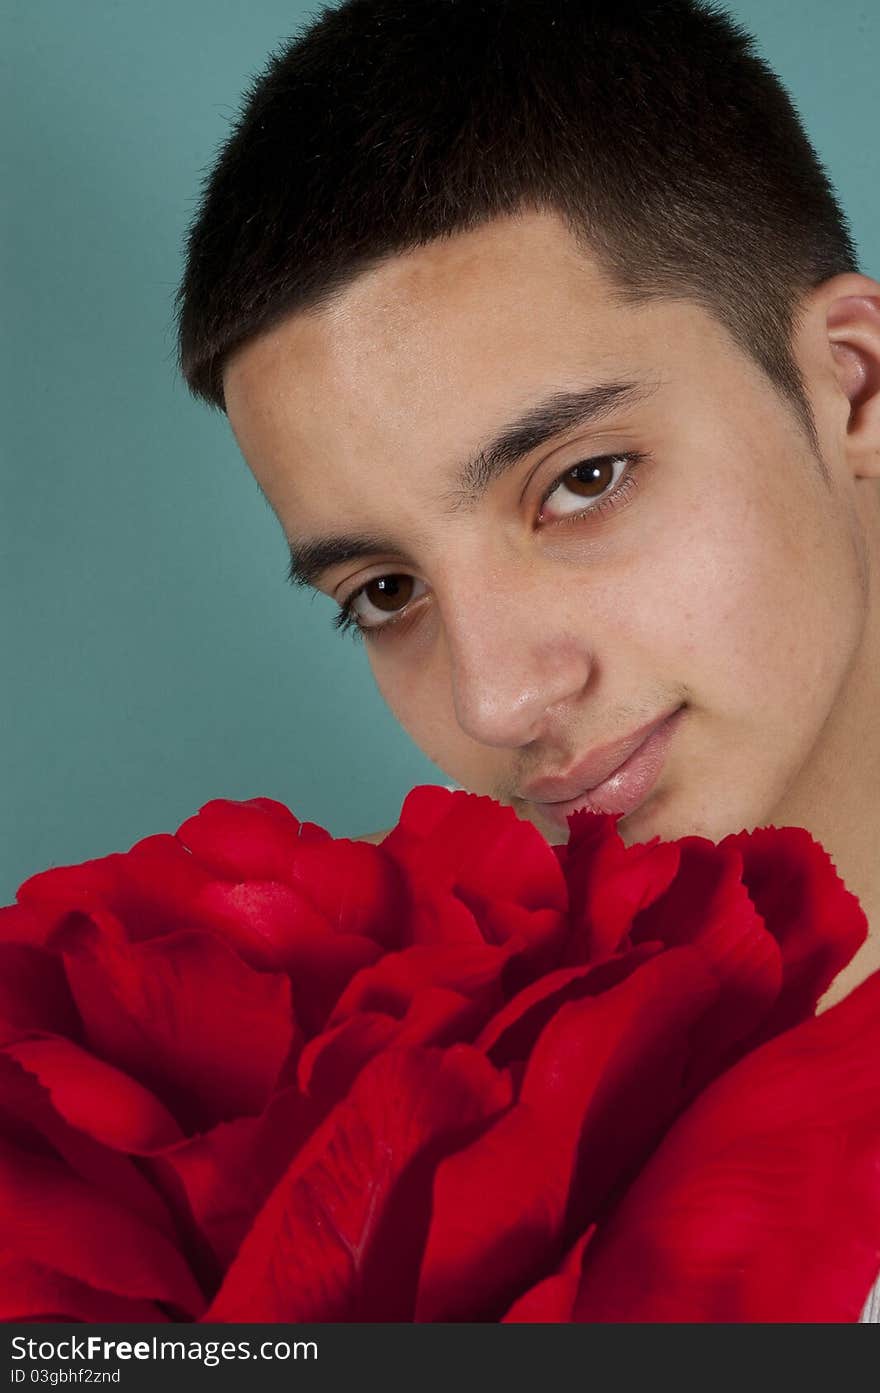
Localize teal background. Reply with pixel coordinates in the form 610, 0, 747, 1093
1, 1, 877, 900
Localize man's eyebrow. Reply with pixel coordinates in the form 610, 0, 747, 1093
285, 376, 660, 590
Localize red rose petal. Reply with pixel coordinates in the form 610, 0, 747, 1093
14, 837, 212, 945
280, 840, 409, 948
329, 942, 506, 1027
404, 891, 490, 948
383, 787, 568, 913
51, 914, 294, 1132
299, 989, 481, 1109
152, 1085, 320, 1271
178, 873, 390, 1037
113, 835, 216, 940
384, 785, 456, 842
178, 799, 409, 950
204, 1045, 512, 1322
0, 1134, 205, 1316
0, 1254, 170, 1323
297, 1013, 400, 1104
416, 947, 719, 1320
14, 850, 127, 914
475, 942, 664, 1066
629, 838, 784, 1087
175, 797, 313, 881
453, 893, 568, 981
390, 987, 481, 1048
571, 967, 880, 1322
210, 907, 384, 1037
560, 811, 681, 963
7, 1038, 184, 1151
0, 941, 82, 1047
722, 825, 868, 1034
502, 1225, 597, 1322
0, 901, 69, 947
172, 878, 319, 969
0, 1054, 184, 1243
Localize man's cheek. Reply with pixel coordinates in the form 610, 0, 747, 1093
624, 548, 730, 664
376, 666, 449, 751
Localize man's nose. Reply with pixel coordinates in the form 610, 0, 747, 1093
441, 568, 594, 749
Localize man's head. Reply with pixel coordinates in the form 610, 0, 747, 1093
175, 0, 880, 848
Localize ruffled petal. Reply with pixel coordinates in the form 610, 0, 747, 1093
416, 947, 719, 1320
475, 943, 663, 1066
7, 1038, 184, 1151
175, 797, 316, 880
152, 1085, 320, 1270
560, 811, 681, 962
299, 989, 480, 1109
0, 1054, 186, 1243
502, 1226, 596, 1322
50, 913, 294, 1132
178, 798, 412, 952
0, 1254, 170, 1323
722, 825, 868, 1034
204, 1045, 512, 1322
0, 941, 82, 1046
630, 837, 784, 1086
329, 942, 506, 1027
383, 787, 568, 913
0, 1135, 205, 1316
571, 967, 880, 1322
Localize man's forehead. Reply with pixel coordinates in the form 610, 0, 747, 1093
223, 209, 620, 407
313, 206, 610, 324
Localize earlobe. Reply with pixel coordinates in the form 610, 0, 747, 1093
824, 282, 880, 478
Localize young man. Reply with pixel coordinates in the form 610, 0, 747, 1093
174, 0, 880, 1017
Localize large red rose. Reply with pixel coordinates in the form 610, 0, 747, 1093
0, 785, 877, 1322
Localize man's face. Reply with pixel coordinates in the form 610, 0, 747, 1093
223, 209, 870, 848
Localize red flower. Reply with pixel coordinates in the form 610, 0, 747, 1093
0, 786, 877, 1322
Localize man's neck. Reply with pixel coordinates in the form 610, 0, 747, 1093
817, 931, 880, 1013
812, 759, 880, 1013
778, 581, 880, 1016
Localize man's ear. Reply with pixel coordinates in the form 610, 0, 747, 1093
816, 274, 880, 480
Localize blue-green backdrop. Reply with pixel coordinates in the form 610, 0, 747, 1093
2, 1, 877, 900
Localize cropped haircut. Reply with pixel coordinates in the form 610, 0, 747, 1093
174, 0, 860, 465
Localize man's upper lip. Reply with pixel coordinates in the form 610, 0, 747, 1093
519, 706, 681, 804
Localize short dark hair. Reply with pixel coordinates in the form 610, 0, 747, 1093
174, 0, 859, 462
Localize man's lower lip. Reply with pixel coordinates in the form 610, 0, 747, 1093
535, 706, 685, 829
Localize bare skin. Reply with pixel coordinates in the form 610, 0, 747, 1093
222, 210, 880, 1014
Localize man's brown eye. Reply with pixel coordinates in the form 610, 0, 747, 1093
538, 450, 648, 522
332, 572, 428, 640
362, 575, 415, 613
563, 458, 616, 497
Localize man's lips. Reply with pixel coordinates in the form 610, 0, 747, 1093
519, 704, 686, 816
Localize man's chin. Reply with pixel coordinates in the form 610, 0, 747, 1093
621, 789, 768, 849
